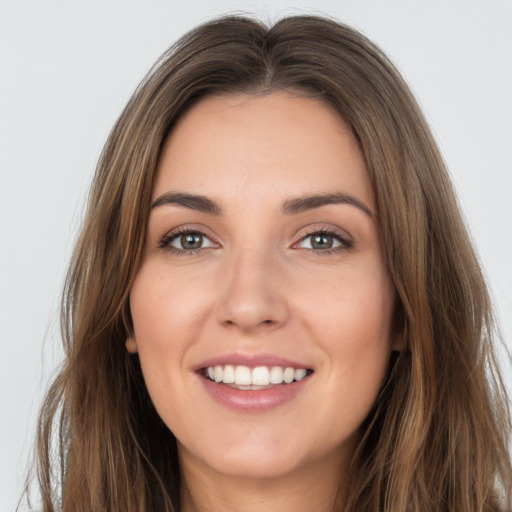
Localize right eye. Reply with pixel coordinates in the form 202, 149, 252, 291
160, 230, 215, 253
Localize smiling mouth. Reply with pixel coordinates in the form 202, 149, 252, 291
201, 365, 314, 389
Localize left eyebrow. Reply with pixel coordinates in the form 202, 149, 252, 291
150, 192, 223, 215
281, 192, 373, 218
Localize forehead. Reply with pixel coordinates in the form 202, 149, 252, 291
154, 92, 374, 211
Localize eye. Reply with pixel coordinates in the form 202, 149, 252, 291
296, 229, 353, 252
171, 232, 212, 250
299, 233, 341, 250
160, 229, 215, 253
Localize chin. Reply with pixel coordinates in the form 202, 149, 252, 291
178, 427, 351, 483
204, 452, 306, 480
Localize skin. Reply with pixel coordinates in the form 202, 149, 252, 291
127, 92, 399, 512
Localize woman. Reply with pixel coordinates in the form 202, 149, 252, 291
32, 14, 511, 512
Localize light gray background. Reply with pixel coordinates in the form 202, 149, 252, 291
1, 1, 511, 511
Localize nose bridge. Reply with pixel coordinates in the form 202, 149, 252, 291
215, 242, 288, 332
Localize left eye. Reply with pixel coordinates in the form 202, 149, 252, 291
298, 233, 344, 250
169, 232, 214, 250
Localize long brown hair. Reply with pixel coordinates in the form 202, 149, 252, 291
30, 14, 511, 512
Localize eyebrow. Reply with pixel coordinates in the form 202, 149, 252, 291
150, 191, 372, 218
151, 192, 222, 215
281, 192, 373, 217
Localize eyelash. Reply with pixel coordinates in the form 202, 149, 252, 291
295, 227, 354, 254
158, 227, 353, 256
159, 227, 217, 256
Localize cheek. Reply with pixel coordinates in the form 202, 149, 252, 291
130, 265, 212, 349
128, 268, 207, 411
300, 269, 394, 424
301, 266, 394, 348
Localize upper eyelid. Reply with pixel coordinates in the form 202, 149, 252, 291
293, 225, 353, 242
161, 224, 217, 239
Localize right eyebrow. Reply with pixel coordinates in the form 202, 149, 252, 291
150, 191, 223, 215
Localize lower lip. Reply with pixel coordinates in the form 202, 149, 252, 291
199, 375, 310, 412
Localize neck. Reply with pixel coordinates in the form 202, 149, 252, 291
179, 446, 350, 512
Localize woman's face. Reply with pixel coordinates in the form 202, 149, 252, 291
127, 92, 397, 482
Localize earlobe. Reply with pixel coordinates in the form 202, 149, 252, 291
125, 336, 138, 354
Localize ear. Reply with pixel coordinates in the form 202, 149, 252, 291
125, 335, 138, 354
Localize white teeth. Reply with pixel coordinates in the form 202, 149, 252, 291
283, 367, 295, 383
205, 364, 310, 386
234, 365, 252, 385
252, 366, 270, 386
269, 366, 284, 384
222, 365, 235, 384
294, 368, 307, 381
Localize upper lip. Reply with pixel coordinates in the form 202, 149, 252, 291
193, 352, 313, 372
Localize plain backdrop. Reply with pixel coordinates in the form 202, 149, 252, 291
1, 1, 511, 510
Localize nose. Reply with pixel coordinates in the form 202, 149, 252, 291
215, 250, 289, 333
